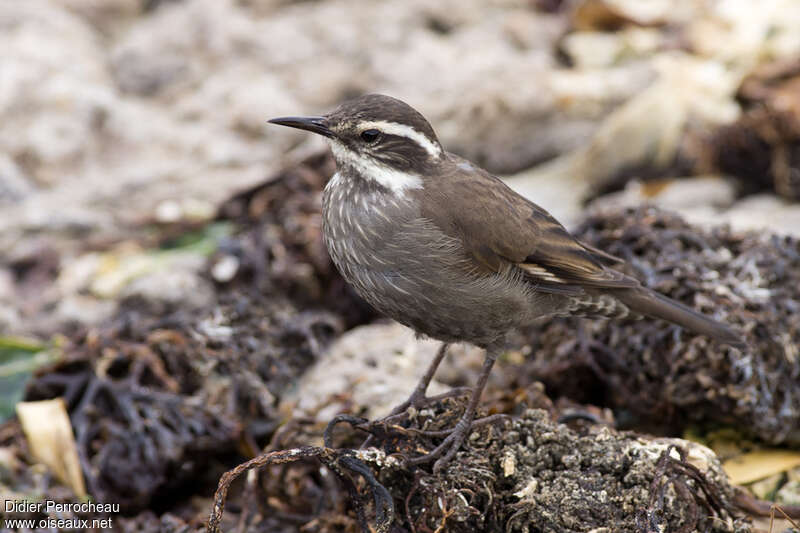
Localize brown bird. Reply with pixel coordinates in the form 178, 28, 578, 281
269, 94, 745, 472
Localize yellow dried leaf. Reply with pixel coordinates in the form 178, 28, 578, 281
723, 449, 800, 485
16, 399, 86, 498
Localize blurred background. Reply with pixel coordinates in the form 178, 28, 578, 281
2, 0, 800, 531
3, 0, 800, 336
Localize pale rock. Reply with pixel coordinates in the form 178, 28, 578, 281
687, 0, 800, 64
0, 0, 112, 187
285, 322, 485, 422
507, 52, 742, 228
51, 295, 116, 330
714, 194, 800, 237
0, 154, 34, 204
55, 252, 103, 296
594, 185, 800, 238
155, 200, 182, 223
58, 0, 142, 36
561, 32, 625, 69
181, 197, 216, 222
776, 479, 800, 506
561, 28, 664, 69
590, 176, 737, 212
120, 257, 214, 310
210, 254, 239, 283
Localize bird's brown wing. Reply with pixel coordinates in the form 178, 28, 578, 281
579, 242, 625, 266
416, 159, 639, 296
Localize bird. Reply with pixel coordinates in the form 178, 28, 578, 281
269, 94, 745, 473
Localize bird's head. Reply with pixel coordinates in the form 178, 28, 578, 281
269, 94, 444, 193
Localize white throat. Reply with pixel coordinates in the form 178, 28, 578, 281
328, 140, 423, 196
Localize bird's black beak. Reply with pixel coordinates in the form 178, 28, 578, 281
268, 116, 333, 138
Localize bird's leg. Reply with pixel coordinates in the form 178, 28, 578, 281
406, 347, 498, 474
382, 343, 475, 421
389, 342, 451, 415
361, 343, 466, 449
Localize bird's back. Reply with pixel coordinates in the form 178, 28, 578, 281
321, 128, 744, 350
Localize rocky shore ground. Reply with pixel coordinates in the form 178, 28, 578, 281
2, 1, 800, 532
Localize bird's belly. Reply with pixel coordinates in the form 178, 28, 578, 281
325, 227, 543, 346
322, 179, 561, 345
352, 265, 534, 346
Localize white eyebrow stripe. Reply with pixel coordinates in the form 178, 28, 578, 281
359, 120, 442, 159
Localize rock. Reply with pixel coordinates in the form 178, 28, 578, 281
0, 155, 34, 205
210, 254, 239, 283
21, 244, 216, 335
587, 175, 772, 235
571, 0, 673, 31
51, 295, 117, 331
119, 259, 214, 312
591, 175, 737, 211
720, 194, 800, 237
506, 52, 741, 227
0, 1, 112, 188
58, 0, 142, 35
686, 0, 800, 61
0, 0, 655, 263
365, 409, 748, 532
438, 59, 656, 175
642, 192, 800, 238
285, 322, 485, 422
561, 31, 628, 68
776, 479, 800, 506
501, 415, 741, 532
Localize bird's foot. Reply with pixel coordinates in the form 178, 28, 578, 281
386, 387, 473, 420
404, 413, 508, 474
360, 387, 472, 449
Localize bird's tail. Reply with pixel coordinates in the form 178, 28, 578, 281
615, 288, 746, 350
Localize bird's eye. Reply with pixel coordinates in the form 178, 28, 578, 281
360, 129, 381, 143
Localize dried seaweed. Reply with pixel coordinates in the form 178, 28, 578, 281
206, 445, 394, 533
317, 406, 749, 533
636, 445, 727, 533
713, 107, 800, 200
21, 288, 341, 514
519, 206, 800, 445
7, 154, 352, 525
713, 58, 800, 201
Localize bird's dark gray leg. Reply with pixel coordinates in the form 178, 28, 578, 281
407, 346, 498, 474
361, 343, 466, 449
378, 343, 474, 422
389, 342, 451, 415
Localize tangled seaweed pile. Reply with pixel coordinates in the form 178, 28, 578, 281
9, 291, 340, 528
523, 206, 800, 445
3, 155, 354, 530
217, 405, 749, 533
713, 58, 800, 201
